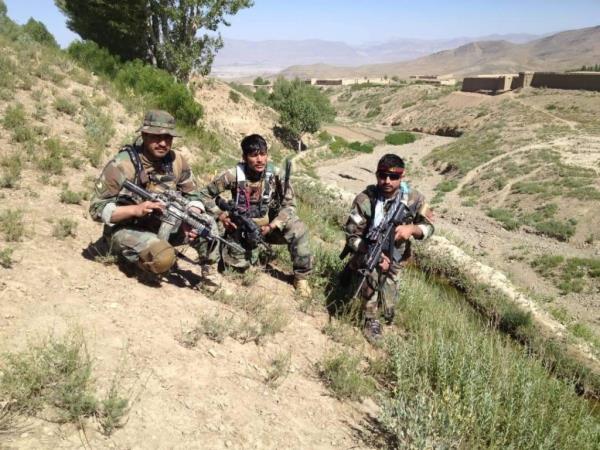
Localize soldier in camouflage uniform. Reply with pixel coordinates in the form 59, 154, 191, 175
89, 110, 221, 289
198, 134, 313, 296
343, 153, 434, 342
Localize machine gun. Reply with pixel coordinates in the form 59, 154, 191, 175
122, 180, 243, 253
352, 194, 416, 298
215, 197, 270, 250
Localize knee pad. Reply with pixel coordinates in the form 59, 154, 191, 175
138, 240, 176, 274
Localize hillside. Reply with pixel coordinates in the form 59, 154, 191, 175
280, 25, 600, 79
1, 10, 600, 449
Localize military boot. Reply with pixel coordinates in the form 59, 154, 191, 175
363, 318, 383, 344
294, 278, 312, 298
201, 264, 223, 294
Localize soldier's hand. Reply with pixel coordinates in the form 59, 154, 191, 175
378, 254, 391, 273
219, 212, 237, 231
260, 224, 272, 236
394, 224, 418, 241
134, 201, 164, 218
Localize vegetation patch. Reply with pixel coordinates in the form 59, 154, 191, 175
0, 329, 128, 434
0, 209, 24, 241
384, 132, 416, 145
319, 351, 376, 401
531, 255, 600, 294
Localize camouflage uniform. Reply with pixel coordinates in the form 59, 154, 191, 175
89, 143, 219, 270
343, 183, 434, 321
198, 163, 312, 279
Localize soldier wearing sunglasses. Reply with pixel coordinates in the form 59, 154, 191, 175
342, 153, 434, 342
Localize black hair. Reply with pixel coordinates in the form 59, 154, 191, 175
241, 134, 268, 155
377, 153, 405, 170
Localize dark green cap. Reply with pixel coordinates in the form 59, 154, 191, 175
137, 110, 181, 137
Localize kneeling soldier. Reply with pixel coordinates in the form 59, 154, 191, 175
342, 153, 434, 342
89, 110, 221, 290
198, 134, 313, 296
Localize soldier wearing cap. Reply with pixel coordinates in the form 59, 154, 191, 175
89, 110, 221, 289
341, 153, 434, 342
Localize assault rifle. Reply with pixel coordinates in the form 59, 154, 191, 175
215, 197, 270, 250
122, 180, 243, 253
351, 194, 416, 298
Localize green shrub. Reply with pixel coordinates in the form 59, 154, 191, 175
83, 107, 114, 148
0, 209, 24, 241
0, 247, 14, 268
317, 130, 332, 142
0, 329, 129, 433
253, 87, 270, 105
228, 90, 241, 104
532, 220, 575, 241
486, 208, 519, 230
37, 138, 70, 175
60, 189, 84, 204
2, 103, 26, 130
53, 218, 78, 239
115, 60, 202, 126
384, 131, 416, 145
54, 96, 77, 115
0, 155, 22, 188
347, 141, 374, 153
22, 18, 59, 48
67, 40, 121, 78
319, 351, 375, 400
253, 76, 269, 86
435, 179, 458, 193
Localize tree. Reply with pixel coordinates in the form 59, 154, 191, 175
22, 18, 59, 48
253, 76, 269, 85
270, 78, 336, 152
56, 0, 253, 81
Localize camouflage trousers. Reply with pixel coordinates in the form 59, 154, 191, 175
345, 258, 403, 322
104, 214, 220, 269
222, 216, 313, 279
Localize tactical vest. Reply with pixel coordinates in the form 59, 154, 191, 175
234, 162, 275, 218
119, 144, 177, 190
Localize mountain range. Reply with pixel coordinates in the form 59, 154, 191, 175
278, 25, 600, 79
211, 33, 540, 78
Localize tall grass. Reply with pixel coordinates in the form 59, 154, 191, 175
379, 269, 600, 449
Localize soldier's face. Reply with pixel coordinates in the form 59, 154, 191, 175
376, 169, 403, 197
142, 133, 173, 160
243, 149, 268, 173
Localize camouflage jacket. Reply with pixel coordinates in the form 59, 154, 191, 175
344, 183, 434, 266
198, 162, 295, 230
89, 144, 201, 231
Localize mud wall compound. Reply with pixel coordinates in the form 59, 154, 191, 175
463, 71, 600, 94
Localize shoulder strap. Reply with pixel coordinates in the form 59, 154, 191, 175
119, 144, 148, 186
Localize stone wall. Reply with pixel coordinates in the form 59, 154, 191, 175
529, 72, 600, 91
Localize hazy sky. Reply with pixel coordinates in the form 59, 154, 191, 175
5, 0, 600, 47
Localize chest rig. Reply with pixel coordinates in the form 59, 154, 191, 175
120, 144, 176, 191
234, 162, 274, 218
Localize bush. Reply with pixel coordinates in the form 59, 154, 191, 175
67, 40, 121, 78
54, 97, 77, 115
0, 329, 129, 433
60, 189, 84, 204
319, 351, 375, 401
253, 76, 269, 85
53, 218, 78, 239
0, 209, 24, 241
22, 18, 59, 48
347, 141, 374, 153
0, 155, 22, 188
384, 132, 416, 145
487, 208, 519, 230
0, 247, 14, 268
228, 90, 241, 104
115, 60, 202, 126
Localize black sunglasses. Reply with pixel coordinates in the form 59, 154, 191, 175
376, 171, 401, 181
